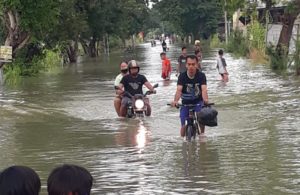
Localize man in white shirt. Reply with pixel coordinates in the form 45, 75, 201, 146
114, 61, 128, 116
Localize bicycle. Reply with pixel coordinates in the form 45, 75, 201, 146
168, 103, 215, 142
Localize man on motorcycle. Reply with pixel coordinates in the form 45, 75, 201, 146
171, 55, 209, 137
117, 60, 156, 117
114, 61, 128, 116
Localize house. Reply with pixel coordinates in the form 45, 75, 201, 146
232, 0, 300, 53
256, 0, 300, 53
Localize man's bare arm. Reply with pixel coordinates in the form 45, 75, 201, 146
201, 85, 208, 104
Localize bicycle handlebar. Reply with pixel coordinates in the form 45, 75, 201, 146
167, 102, 215, 109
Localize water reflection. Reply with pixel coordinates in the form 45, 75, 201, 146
178, 141, 221, 193
114, 119, 150, 152
135, 121, 147, 151
162, 79, 172, 86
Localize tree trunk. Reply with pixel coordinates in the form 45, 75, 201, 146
0, 67, 3, 85
103, 35, 107, 54
276, 0, 300, 57
225, 10, 228, 44
106, 34, 110, 55
96, 41, 101, 56
276, 13, 298, 56
131, 35, 135, 48
121, 38, 126, 48
66, 40, 78, 63
190, 33, 195, 44
235, 8, 240, 31
79, 38, 89, 55
89, 37, 97, 57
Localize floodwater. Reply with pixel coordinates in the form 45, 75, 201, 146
0, 41, 300, 194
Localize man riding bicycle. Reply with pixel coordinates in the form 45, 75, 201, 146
171, 55, 209, 137
117, 60, 156, 117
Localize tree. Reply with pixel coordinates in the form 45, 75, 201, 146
276, 0, 300, 57
117, 0, 149, 47
77, 0, 148, 57
154, 0, 223, 41
45, 0, 88, 63
0, 0, 60, 68
221, 0, 245, 43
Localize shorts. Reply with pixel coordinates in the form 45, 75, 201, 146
179, 102, 203, 126
121, 96, 131, 107
220, 72, 228, 76
161, 72, 170, 79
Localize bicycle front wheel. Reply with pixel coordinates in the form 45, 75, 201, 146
186, 125, 193, 142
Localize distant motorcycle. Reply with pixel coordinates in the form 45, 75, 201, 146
124, 83, 158, 118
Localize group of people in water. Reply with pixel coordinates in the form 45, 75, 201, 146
0, 164, 93, 195
113, 40, 229, 137
0, 41, 229, 195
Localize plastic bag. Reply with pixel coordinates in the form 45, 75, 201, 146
197, 106, 218, 127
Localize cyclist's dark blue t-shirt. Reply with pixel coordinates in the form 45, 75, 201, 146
120, 74, 147, 96
177, 71, 207, 104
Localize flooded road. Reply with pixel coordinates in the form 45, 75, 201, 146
0, 42, 300, 194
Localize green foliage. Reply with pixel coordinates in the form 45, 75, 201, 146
143, 8, 161, 34
210, 34, 225, 48
248, 20, 266, 52
266, 44, 289, 71
109, 36, 123, 49
154, 0, 222, 39
226, 31, 249, 57
38, 49, 61, 72
3, 49, 62, 84
292, 37, 300, 75
45, 0, 88, 47
3, 62, 22, 86
81, 0, 148, 42
117, 0, 149, 39
222, 0, 246, 17
0, 0, 60, 37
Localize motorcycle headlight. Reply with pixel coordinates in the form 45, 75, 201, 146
135, 99, 144, 109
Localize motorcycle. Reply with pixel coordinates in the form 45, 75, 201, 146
124, 83, 158, 118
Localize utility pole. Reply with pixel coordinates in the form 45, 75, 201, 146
224, 0, 228, 44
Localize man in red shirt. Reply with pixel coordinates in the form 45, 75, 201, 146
160, 52, 172, 80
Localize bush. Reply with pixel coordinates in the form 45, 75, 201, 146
226, 30, 249, 57
109, 36, 123, 49
3, 62, 22, 85
266, 44, 289, 71
210, 34, 224, 48
3, 48, 62, 84
291, 37, 300, 75
248, 20, 266, 53
38, 49, 61, 72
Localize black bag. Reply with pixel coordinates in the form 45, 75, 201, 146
197, 106, 218, 127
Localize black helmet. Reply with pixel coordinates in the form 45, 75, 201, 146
128, 60, 140, 74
